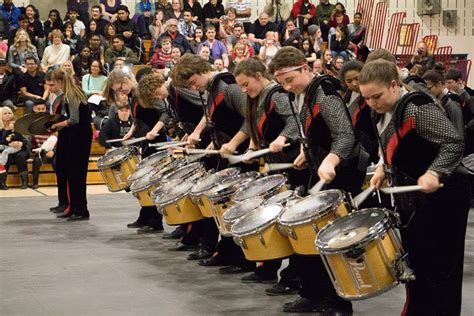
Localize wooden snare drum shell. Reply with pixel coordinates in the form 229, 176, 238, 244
100, 155, 139, 192
281, 202, 349, 255
322, 229, 400, 300
196, 194, 214, 218
234, 224, 294, 261
161, 196, 204, 225
134, 184, 159, 207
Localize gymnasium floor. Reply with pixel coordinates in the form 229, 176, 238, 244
1, 186, 473, 315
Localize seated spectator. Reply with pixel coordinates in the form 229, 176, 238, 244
89, 34, 106, 65
0, 39, 6, 59
90, 5, 108, 35
203, 0, 224, 29
330, 24, 350, 60
100, 0, 121, 23
227, 0, 251, 24
0, 58, 15, 110
155, 0, 172, 13
281, 19, 301, 48
183, 0, 204, 24
315, 0, 334, 41
20, 57, 50, 113
61, 60, 81, 85
409, 64, 425, 77
149, 36, 174, 69
189, 26, 205, 54
219, 8, 238, 42
258, 30, 280, 66
236, 32, 254, 57
99, 103, 133, 150
135, 0, 154, 38
171, 47, 181, 65
1, 0, 21, 31
329, 2, 350, 29
348, 12, 366, 47
313, 58, 324, 75
82, 59, 107, 97
179, 9, 198, 41
63, 21, 83, 56
25, 5, 45, 58
104, 23, 117, 49
64, 8, 86, 38
405, 40, 435, 71
7, 28, 39, 76
198, 25, 229, 68
73, 46, 92, 80
198, 45, 212, 64
334, 54, 344, 73
165, 0, 184, 23
41, 30, 70, 72
249, 12, 278, 54
156, 19, 192, 54
0, 12, 7, 40
231, 42, 246, 65
105, 34, 139, 65
43, 10, 64, 39
67, 0, 90, 23
8, 14, 35, 46
84, 20, 106, 47
224, 22, 243, 52
308, 24, 322, 57
149, 10, 166, 46
291, 0, 317, 34
114, 5, 140, 51
213, 58, 227, 72
0, 106, 29, 189
30, 99, 57, 189
300, 38, 316, 68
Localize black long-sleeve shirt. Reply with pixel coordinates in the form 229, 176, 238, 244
98, 112, 133, 149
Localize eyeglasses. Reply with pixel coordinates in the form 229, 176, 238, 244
426, 85, 434, 90
169, 24, 178, 27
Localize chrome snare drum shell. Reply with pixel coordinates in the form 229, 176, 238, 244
191, 167, 241, 197
220, 197, 264, 236
315, 208, 402, 300
137, 151, 172, 169
232, 174, 287, 203
162, 162, 205, 182
206, 171, 261, 203
96, 146, 138, 169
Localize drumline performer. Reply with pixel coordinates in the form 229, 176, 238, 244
359, 59, 471, 316
49, 69, 93, 221
268, 46, 366, 314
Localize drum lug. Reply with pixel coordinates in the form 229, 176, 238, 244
256, 228, 266, 247
176, 203, 181, 213
158, 206, 165, 216
347, 247, 365, 259
234, 236, 247, 249
394, 252, 416, 283
311, 223, 319, 234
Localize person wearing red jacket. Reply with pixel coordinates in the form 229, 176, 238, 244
290, 0, 316, 34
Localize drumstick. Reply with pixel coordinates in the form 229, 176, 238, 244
262, 163, 295, 173
380, 184, 444, 194
308, 179, 326, 195
106, 138, 126, 144
151, 141, 189, 150
185, 148, 221, 155
121, 136, 147, 146
352, 186, 376, 209
224, 144, 291, 165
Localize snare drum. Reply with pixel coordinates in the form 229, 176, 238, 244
161, 162, 206, 182
137, 151, 173, 169
206, 171, 260, 227
232, 174, 287, 203
190, 168, 240, 218
155, 181, 204, 225
277, 190, 349, 255
221, 198, 263, 236
231, 204, 294, 261
97, 147, 139, 192
129, 170, 163, 207
316, 208, 404, 300
265, 190, 299, 206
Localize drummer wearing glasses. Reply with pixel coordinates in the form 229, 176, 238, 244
359, 59, 470, 315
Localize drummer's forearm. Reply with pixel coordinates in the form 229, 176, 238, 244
228, 131, 249, 149
151, 121, 165, 135
323, 152, 342, 169
194, 116, 207, 135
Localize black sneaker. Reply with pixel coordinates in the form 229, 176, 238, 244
219, 265, 254, 274
187, 248, 212, 260
137, 226, 164, 234
198, 255, 229, 267
162, 226, 184, 239
265, 283, 299, 296
241, 272, 278, 284
282, 296, 353, 314
127, 220, 145, 229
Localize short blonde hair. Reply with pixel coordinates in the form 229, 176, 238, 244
48, 29, 64, 42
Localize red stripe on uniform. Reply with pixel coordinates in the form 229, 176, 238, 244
209, 92, 225, 118
386, 117, 415, 165
304, 103, 321, 135
63, 180, 71, 215
352, 101, 367, 127
401, 285, 410, 316
257, 100, 275, 139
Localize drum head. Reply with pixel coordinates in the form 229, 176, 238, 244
138, 151, 170, 169
231, 204, 282, 236
233, 174, 286, 202
206, 171, 260, 200
130, 168, 161, 192
163, 162, 203, 182
316, 208, 389, 252
279, 190, 343, 224
266, 190, 295, 205
155, 181, 194, 205
97, 147, 136, 168
128, 165, 156, 184
223, 197, 264, 222
191, 167, 240, 195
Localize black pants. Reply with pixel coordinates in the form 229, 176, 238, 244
6, 148, 29, 173
400, 172, 471, 315
217, 237, 255, 270
255, 257, 299, 286
180, 220, 204, 246
56, 124, 92, 213
32, 153, 57, 181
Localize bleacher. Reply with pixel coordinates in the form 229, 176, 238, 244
6, 104, 106, 188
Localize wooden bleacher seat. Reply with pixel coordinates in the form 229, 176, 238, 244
133, 64, 150, 76
143, 39, 152, 63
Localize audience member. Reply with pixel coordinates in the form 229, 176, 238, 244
258, 31, 280, 66
249, 12, 278, 54
25, 5, 45, 58
90, 5, 108, 35
0, 58, 15, 110
84, 20, 106, 48
1, 0, 21, 31
149, 10, 166, 45
300, 38, 316, 68
307, 24, 322, 57
165, 0, 184, 22
149, 36, 174, 68
198, 25, 229, 68
213, 58, 227, 72
203, 0, 225, 29
281, 19, 301, 48
89, 34, 106, 65
291, 0, 317, 33
99, 103, 133, 149
198, 44, 212, 64
330, 24, 350, 60
189, 26, 205, 54
237, 32, 254, 57
41, 29, 70, 71
171, 46, 181, 65
135, 0, 154, 38
179, 9, 198, 41
67, 0, 90, 23
156, 19, 192, 54
82, 59, 107, 96
227, 0, 251, 24
155, 0, 172, 13
20, 57, 50, 113
8, 14, 35, 46
183, 0, 204, 24
73, 46, 93, 80
43, 10, 64, 39
348, 12, 366, 47
64, 8, 86, 38
231, 42, 246, 66
315, 0, 334, 41
312, 58, 324, 74
105, 35, 139, 65
406, 40, 435, 71
7, 28, 39, 76
63, 21, 83, 56
104, 23, 117, 49
223, 22, 243, 52
329, 2, 350, 28
114, 5, 139, 50
100, 0, 122, 23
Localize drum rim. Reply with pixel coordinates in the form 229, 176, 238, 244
161, 161, 204, 182
206, 171, 260, 201
222, 197, 264, 223
232, 174, 287, 203
190, 167, 241, 196
137, 151, 171, 169
129, 168, 163, 192
315, 208, 393, 254
231, 203, 283, 237
97, 146, 138, 168
264, 190, 296, 206
154, 181, 195, 206
127, 165, 156, 184
277, 189, 345, 225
